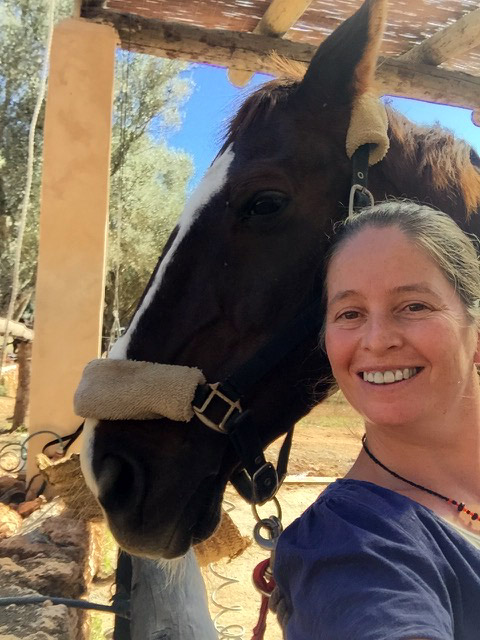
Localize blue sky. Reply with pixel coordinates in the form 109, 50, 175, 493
169, 63, 480, 192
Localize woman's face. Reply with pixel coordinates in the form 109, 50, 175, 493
325, 226, 480, 428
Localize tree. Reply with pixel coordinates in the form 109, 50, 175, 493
0, 1, 193, 348
104, 51, 193, 350
0, 0, 72, 319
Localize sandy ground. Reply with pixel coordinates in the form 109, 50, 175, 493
0, 393, 364, 640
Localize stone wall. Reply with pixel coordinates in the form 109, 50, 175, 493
0, 499, 102, 640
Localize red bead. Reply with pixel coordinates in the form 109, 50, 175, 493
466, 510, 471, 515
452, 500, 458, 505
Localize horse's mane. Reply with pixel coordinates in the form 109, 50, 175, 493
387, 108, 480, 216
222, 71, 480, 216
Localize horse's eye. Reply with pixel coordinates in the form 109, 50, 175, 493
248, 191, 288, 216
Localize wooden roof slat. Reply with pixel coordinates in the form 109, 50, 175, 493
84, 8, 480, 119
399, 6, 480, 67
253, 0, 315, 37
229, 0, 314, 86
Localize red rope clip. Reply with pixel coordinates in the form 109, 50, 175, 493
251, 558, 276, 640
253, 558, 276, 596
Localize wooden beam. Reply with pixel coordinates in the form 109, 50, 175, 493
254, 0, 314, 37
229, 0, 314, 86
0, 318, 33, 341
399, 7, 480, 66
83, 9, 480, 117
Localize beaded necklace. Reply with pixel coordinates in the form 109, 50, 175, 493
362, 435, 479, 521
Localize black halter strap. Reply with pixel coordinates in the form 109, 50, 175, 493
350, 144, 374, 214
192, 296, 323, 503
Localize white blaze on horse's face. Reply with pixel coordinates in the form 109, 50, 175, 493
81, 418, 100, 498
80, 146, 235, 496
109, 144, 235, 361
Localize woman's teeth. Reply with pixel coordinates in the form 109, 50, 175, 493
362, 368, 419, 384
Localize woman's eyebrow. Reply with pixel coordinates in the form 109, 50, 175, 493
328, 290, 359, 305
328, 283, 442, 306
391, 283, 442, 299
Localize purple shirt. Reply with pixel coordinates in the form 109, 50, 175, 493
274, 479, 480, 639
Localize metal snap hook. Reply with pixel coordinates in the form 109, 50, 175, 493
253, 515, 283, 550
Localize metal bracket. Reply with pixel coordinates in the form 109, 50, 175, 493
348, 183, 374, 217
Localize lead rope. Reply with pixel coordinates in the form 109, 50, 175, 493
250, 498, 283, 639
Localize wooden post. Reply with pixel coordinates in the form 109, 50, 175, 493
27, 18, 117, 484
129, 550, 217, 640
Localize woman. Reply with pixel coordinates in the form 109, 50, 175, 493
273, 201, 480, 639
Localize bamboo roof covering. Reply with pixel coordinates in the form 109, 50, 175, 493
81, 0, 480, 116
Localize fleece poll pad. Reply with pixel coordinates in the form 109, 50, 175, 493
74, 358, 205, 423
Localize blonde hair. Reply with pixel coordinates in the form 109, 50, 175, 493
323, 201, 480, 329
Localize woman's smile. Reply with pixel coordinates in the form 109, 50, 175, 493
358, 366, 423, 385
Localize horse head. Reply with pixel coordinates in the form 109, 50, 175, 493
80, 0, 480, 558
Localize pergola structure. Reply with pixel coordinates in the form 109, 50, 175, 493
28, 0, 480, 475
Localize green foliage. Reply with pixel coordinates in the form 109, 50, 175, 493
0, 2, 193, 342
0, 0, 72, 318
104, 51, 193, 347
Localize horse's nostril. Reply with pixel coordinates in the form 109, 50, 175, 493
97, 454, 142, 513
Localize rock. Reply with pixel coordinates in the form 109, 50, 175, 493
0, 583, 77, 640
0, 490, 106, 639
0, 476, 26, 504
17, 497, 46, 518
0, 503, 22, 539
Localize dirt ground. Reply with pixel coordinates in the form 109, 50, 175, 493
0, 392, 364, 640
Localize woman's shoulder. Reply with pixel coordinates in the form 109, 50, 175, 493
283, 478, 435, 549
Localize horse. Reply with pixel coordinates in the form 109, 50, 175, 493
80, 0, 480, 560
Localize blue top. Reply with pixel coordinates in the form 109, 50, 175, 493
273, 479, 480, 640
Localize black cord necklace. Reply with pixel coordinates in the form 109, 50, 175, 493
362, 435, 479, 521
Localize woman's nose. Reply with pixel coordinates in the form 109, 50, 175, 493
361, 315, 403, 353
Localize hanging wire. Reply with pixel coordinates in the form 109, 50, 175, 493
0, 429, 60, 474
0, 0, 56, 369
208, 500, 245, 640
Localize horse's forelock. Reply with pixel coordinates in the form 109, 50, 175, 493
221, 79, 299, 151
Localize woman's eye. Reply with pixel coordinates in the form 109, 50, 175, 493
338, 310, 360, 320
405, 303, 428, 312
247, 191, 288, 216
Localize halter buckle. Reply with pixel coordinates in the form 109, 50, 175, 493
192, 382, 242, 433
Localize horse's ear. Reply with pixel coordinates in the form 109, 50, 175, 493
296, 0, 387, 106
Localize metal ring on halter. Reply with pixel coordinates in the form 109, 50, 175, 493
251, 495, 282, 524
348, 183, 374, 217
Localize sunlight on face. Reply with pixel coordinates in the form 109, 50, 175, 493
325, 226, 480, 430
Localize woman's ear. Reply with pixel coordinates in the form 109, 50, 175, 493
474, 331, 480, 365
